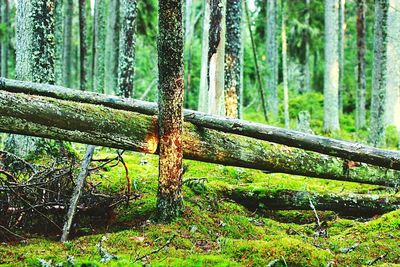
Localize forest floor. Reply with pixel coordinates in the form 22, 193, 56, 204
0, 148, 399, 267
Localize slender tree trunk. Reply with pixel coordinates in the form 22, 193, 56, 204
299, 0, 311, 94
0, 0, 8, 78
208, 0, 226, 116
184, 0, 193, 108
356, 0, 366, 130
369, 0, 389, 147
79, 0, 88, 91
92, 0, 106, 93
266, 0, 278, 120
238, 0, 244, 119
338, 0, 345, 114
281, 0, 289, 129
323, 0, 340, 132
224, 0, 242, 118
105, 0, 120, 95
63, 0, 73, 88
198, 0, 211, 112
118, 0, 137, 98
156, 0, 185, 222
54, 0, 64, 85
385, 0, 400, 135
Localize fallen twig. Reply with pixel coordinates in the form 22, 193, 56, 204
134, 234, 176, 263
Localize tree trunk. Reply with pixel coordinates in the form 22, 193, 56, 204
385, 0, 400, 136
225, 187, 400, 217
338, 0, 345, 114
323, 0, 340, 132
118, 0, 137, 98
93, 0, 106, 93
4, 78, 400, 172
266, 0, 278, 120
356, 0, 366, 130
224, 0, 242, 118
79, 0, 88, 91
369, 0, 389, 147
198, 0, 211, 112
54, 0, 64, 85
208, 0, 226, 116
63, 0, 73, 88
1, 87, 400, 187
0, 0, 8, 78
184, 0, 193, 109
105, 0, 120, 95
281, 0, 289, 129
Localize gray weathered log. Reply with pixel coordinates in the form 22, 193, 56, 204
1, 78, 400, 172
0, 86, 399, 187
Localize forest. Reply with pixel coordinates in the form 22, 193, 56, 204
0, 0, 399, 266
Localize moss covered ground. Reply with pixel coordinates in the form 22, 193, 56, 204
1, 148, 399, 266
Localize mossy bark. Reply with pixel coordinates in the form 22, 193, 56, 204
54, 0, 63, 85
78, 0, 88, 91
224, 0, 242, 118
118, 0, 137, 98
0, 88, 400, 187
92, 0, 106, 93
156, 0, 185, 222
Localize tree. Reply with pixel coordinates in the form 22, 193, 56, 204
198, 0, 211, 112
323, 0, 340, 132
92, 0, 106, 93
208, 0, 226, 116
79, 0, 88, 91
118, 0, 137, 98
281, 0, 289, 128
54, 0, 64, 85
105, 0, 120, 95
63, 0, 73, 88
266, 0, 278, 120
156, 0, 185, 222
1, 0, 9, 78
338, 0, 345, 114
355, 0, 366, 130
369, 0, 389, 147
224, 0, 242, 118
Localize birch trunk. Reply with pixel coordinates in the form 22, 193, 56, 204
356, 0, 366, 130
338, 0, 345, 114
198, 0, 211, 112
323, 0, 340, 132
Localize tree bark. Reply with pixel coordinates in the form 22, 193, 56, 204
156, 0, 185, 222
266, 0, 278, 120
3, 78, 400, 172
118, 0, 137, 98
79, 0, 88, 91
281, 0, 289, 129
208, 0, 226, 116
198, 0, 211, 112
0, 0, 8, 78
63, 0, 73, 88
105, 0, 120, 95
93, 0, 106, 93
224, 0, 242, 118
356, 0, 366, 130
54, 0, 64, 85
225, 187, 400, 217
338, 0, 345, 114
369, 0, 389, 147
1, 87, 400, 187
323, 0, 340, 132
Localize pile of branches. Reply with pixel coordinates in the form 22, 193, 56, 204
0, 150, 126, 241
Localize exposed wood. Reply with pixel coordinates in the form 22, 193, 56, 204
0, 86, 400, 187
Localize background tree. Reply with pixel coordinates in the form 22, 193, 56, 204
266, 0, 278, 120
355, 0, 366, 130
282, 0, 289, 128
338, 0, 345, 113
105, 0, 120, 95
1, 0, 9, 78
63, 0, 73, 88
92, 0, 106, 93
198, 0, 210, 112
79, 0, 88, 91
156, 0, 185, 222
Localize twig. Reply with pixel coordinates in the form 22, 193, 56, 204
134, 234, 176, 263
0, 168, 18, 182
0, 225, 26, 240
308, 194, 321, 227
367, 252, 388, 265
117, 150, 131, 201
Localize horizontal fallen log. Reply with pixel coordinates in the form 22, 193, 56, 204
0, 90, 399, 187
1, 78, 400, 170
224, 187, 400, 217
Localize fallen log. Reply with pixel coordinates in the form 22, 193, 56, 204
224, 187, 400, 217
1, 78, 400, 170
0, 90, 399, 187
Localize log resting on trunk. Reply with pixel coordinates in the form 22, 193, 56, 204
224, 187, 400, 217
0, 88, 399, 187
1, 78, 400, 171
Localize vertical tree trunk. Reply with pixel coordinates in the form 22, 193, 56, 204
281, 0, 289, 129
338, 0, 345, 114
224, 0, 242, 118
385, 0, 400, 138
156, 0, 184, 222
79, 0, 88, 91
356, 0, 366, 130
198, 0, 211, 112
118, 0, 137, 98
54, 0, 64, 85
369, 0, 389, 147
105, 0, 120, 95
0, 0, 8, 78
93, 0, 106, 93
299, 0, 311, 94
323, 0, 340, 132
238, 0, 244, 119
63, 0, 73, 88
208, 0, 226, 116
184, 0, 193, 108
266, 0, 278, 120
